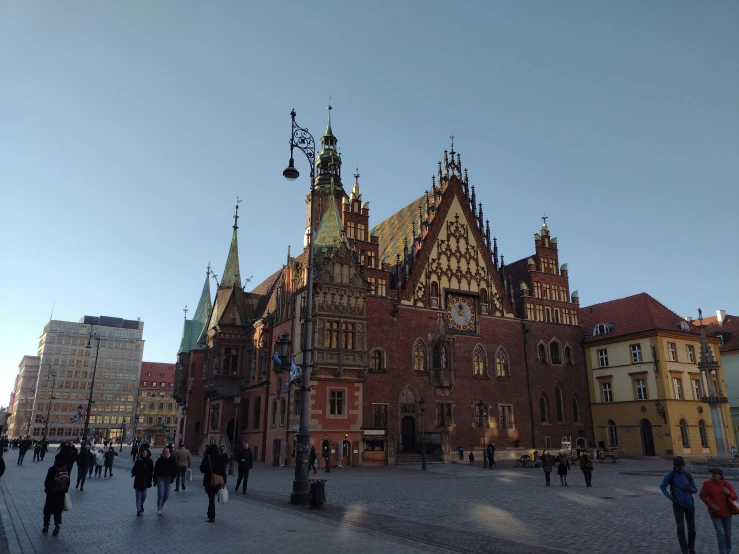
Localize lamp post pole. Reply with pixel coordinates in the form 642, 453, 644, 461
44, 369, 57, 438
419, 398, 427, 471
82, 327, 102, 445
120, 417, 126, 452
478, 399, 488, 468
229, 394, 241, 475
283, 109, 316, 505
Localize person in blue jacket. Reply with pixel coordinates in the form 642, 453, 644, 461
660, 456, 698, 554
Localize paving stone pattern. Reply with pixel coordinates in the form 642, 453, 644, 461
0, 450, 733, 554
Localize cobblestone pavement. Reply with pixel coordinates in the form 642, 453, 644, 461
0, 449, 733, 554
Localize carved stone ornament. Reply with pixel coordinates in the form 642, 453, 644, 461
209, 402, 220, 431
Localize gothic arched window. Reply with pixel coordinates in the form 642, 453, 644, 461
371, 349, 385, 372
607, 420, 618, 446
680, 419, 690, 448
279, 398, 286, 426
540, 395, 548, 423
572, 397, 580, 424
496, 347, 509, 377
550, 341, 562, 364
473, 345, 487, 377
271, 399, 277, 427
480, 288, 488, 305
538, 343, 547, 363
564, 346, 573, 365
555, 386, 564, 422
412, 340, 427, 373
699, 420, 709, 448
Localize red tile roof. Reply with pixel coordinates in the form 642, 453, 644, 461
370, 194, 425, 266
581, 292, 699, 342
693, 314, 739, 353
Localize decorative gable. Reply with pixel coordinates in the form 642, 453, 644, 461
403, 193, 506, 316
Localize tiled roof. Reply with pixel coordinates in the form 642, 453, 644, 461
220, 229, 241, 288
581, 292, 700, 342
693, 314, 739, 353
504, 257, 531, 294
250, 267, 284, 296
370, 194, 425, 265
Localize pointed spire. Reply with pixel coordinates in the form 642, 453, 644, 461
493, 237, 499, 266
221, 200, 242, 288
485, 220, 491, 250
478, 202, 484, 230
313, 178, 346, 250
471, 186, 476, 216
193, 265, 212, 325
325, 102, 334, 137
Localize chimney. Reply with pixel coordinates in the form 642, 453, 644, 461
717, 310, 726, 327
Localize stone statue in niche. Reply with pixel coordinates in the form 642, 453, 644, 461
211, 355, 220, 375
209, 403, 220, 431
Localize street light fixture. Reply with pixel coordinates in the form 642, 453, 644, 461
477, 399, 488, 468
418, 398, 427, 471
120, 417, 126, 452
82, 327, 102, 446
283, 109, 317, 505
275, 332, 292, 369
228, 393, 242, 475
44, 369, 57, 439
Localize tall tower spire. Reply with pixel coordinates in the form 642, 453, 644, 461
315, 103, 342, 190
220, 199, 242, 289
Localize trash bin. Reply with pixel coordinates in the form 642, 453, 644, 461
309, 479, 326, 508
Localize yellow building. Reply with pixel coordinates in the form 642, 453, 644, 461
136, 362, 177, 446
581, 293, 730, 458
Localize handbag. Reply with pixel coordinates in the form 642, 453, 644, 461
730, 499, 739, 515
208, 456, 224, 489
217, 487, 229, 505
63, 493, 72, 512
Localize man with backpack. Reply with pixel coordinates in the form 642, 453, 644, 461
43, 454, 70, 536
660, 456, 698, 554
104, 447, 117, 477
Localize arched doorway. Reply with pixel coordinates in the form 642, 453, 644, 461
401, 416, 416, 452
576, 437, 587, 449
342, 439, 352, 466
640, 419, 655, 456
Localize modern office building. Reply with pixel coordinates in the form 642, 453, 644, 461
7, 356, 41, 438
20, 315, 145, 443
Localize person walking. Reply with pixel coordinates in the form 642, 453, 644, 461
131, 443, 139, 462
104, 446, 117, 477
457, 444, 464, 461
63, 441, 77, 475
487, 443, 498, 468
131, 448, 154, 516
218, 445, 229, 469
699, 467, 737, 554
235, 441, 253, 494
660, 455, 698, 554
93, 447, 104, 478
468, 449, 475, 465
555, 450, 570, 486
75, 444, 93, 491
33, 440, 41, 462
40, 438, 48, 462
174, 442, 191, 492
153, 447, 176, 515
309, 446, 317, 474
87, 446, 96, 478
200, 443, 227, 523
42, 454, 70, 536
17, 439, 30, 465
579, 451, 594, 487
541, 450, 554, 486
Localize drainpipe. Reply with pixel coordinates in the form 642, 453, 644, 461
521, 323, 536, 448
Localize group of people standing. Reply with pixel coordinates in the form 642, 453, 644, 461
661, 455, 739, 554
538, 449, 593, 487
13, 438, 47, 465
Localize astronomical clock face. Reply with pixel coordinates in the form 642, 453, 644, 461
447, 296, 476, 332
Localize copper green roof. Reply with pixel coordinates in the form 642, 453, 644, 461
370, 194, 425, 264
313, 188, 347, 251
177, 319, 194, 355
178, 271, 212, 354
220, 228, 241, 288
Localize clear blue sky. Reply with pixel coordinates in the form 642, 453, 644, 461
1, 1, 737, 406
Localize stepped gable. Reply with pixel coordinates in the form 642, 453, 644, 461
370, 194, 425, 265
581, 292, 699, 341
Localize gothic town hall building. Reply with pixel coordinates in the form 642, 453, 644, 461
173, 112, 593, 466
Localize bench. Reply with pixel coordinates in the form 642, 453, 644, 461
597, 452, 618, 463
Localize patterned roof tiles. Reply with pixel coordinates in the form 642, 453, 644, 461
370, 194, 425, 265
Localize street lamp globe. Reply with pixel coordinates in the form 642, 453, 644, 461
283, 158, 299, 181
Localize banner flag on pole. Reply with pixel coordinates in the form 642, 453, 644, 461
272, 350, 282, 368
286, 357, 300, 390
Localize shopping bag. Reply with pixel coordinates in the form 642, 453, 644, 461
185, 468, 192, 481
217, 487, 229, 505
63, 493, 72, 512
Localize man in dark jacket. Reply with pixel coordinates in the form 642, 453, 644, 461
131, 443, 139, 462
104, 447, 117, 477
486, 443, 498, 468
63, 441, 78, 475
43, 454, 70, 536
75, 444, 93, 491
40, 438, 48, 461
17, 439, 30, 465
660, 456, 698, 554
235, 441, 254, 494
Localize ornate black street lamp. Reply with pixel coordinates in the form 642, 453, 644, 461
283, 109, 317, 505
44, 369, 57, 438
82, 327, 102, 445
275, 332, 292, 368
419, 398, 427, 471
477, 399, 488, 468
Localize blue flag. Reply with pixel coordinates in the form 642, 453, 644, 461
272, 350, 282, 368
286, 357, 300, 390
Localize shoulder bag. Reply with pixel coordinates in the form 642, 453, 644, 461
208, 456, 224, 490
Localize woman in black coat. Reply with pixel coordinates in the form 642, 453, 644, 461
199, 444, 227, 522
131, 449, 154, 516
555, 450, 570, 486
540, 450, 554, 486
153, 447, 177, 515
43, 454, 70, 535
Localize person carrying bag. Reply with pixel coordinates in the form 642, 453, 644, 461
199, 444, 226, 522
